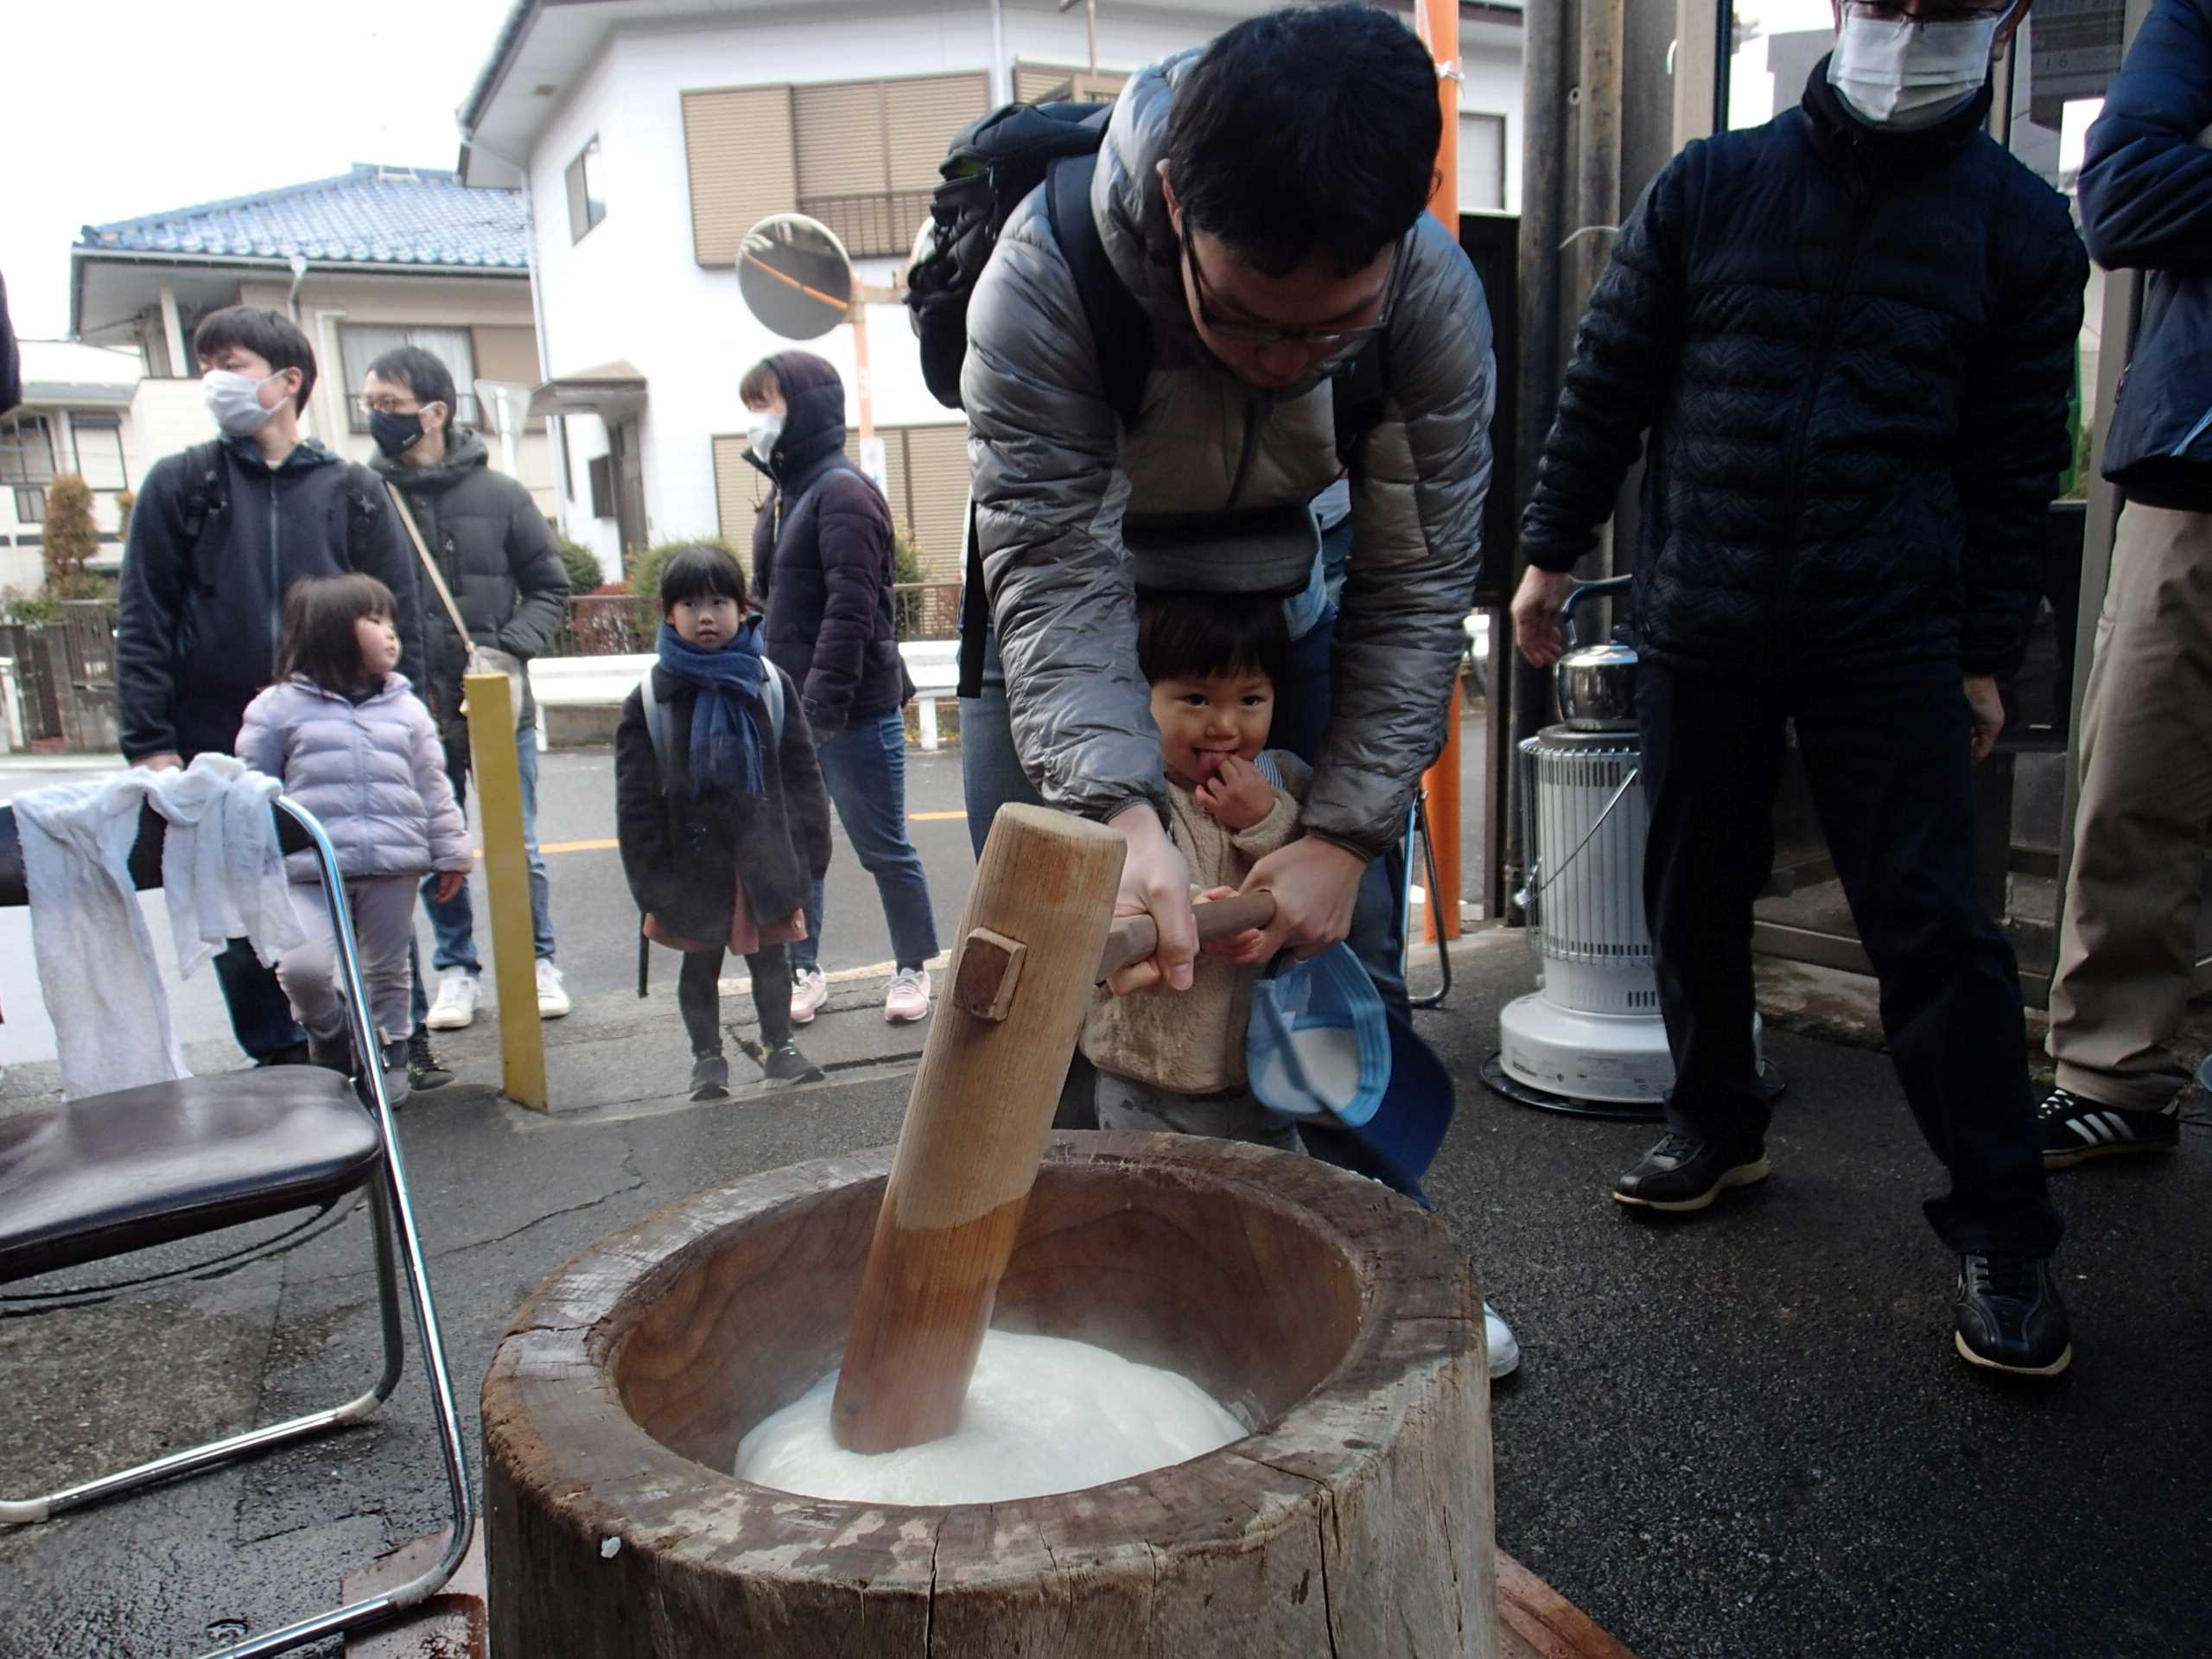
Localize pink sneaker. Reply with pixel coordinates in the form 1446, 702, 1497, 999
790, 967, 828, 1026
884, 967, 931, 1024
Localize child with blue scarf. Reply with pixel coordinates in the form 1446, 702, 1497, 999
615, 544, 834, 1098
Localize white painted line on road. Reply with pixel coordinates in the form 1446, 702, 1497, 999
716, 950, 951, 998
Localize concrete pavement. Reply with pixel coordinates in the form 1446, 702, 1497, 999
1, 920, 2206, 1657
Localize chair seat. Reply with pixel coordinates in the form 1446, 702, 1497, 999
0, 1068, 384, 1285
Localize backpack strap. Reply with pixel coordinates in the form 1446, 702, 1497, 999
179, 440, 226, 591
1046, 151, 1153, 431
639, 666, 785, 798
342, 463, 384, 572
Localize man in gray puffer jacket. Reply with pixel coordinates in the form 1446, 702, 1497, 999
963, 3, 1493, 990
364, 346, 573, 1050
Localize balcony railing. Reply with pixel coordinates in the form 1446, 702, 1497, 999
797, 190, 938, 261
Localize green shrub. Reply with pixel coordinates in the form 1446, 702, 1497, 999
42, 475, 99, 582
556, 536, 603, 596
0, 585, 61, 626
115, 488, 137, 547
893, 528, 928, 639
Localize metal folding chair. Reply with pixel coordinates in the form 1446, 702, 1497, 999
0, 796, 476, 1659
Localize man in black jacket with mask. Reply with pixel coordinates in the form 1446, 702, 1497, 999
1512, 0, 2082, 1376
362, 346, 573, 1068
117, 307, 422, 1068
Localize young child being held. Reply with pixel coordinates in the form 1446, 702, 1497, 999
236, 575, 471, 1103
615, 544, 833, 1100
1083, 591, 1313, 1150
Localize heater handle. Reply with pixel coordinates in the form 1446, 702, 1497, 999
1560, 575, 1633, 651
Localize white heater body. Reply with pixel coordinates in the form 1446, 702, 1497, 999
1501, 725, 1758, 1104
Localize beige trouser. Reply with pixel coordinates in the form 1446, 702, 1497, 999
2048, 501, 2212, 1111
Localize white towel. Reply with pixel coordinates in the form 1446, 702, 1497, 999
156, 755, 300, 981
15, 758, 305, 1101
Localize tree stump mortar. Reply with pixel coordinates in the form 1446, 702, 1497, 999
483, 1132, 1497, 1655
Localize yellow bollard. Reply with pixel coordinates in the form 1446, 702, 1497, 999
464, 671, 548, 1110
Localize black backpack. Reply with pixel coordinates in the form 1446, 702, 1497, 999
905, 99, 1389, 694
175, 439, 386, 593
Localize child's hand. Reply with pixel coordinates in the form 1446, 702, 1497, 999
433, 870, 467, 904
1194, 887, 1270, 965
1194, 753, 1275, 831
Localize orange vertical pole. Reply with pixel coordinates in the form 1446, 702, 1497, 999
849, 283, 876, 444
1417, 0, 1464, 943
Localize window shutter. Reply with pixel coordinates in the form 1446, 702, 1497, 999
793, 81, 888, 199
713, 435, 771, 556
1014, 62, 1073, 103
884, 74, 990, 192
683, 87, 798, 267
899, 423, 971, 582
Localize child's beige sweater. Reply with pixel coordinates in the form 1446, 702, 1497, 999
1082, 750, 1311, 1095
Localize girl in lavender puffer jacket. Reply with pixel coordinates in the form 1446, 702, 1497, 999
237, 575, 471, 1096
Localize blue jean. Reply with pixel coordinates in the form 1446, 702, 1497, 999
410, 721, 556, 1030
214, 936, 307, 1061
791, 710, 940, 975
959, 612, 1410, 1010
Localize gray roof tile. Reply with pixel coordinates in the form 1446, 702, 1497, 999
79, 164, 528, 270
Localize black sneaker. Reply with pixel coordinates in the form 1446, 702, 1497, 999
690, 1053, 730, 1102
257, 1041, 314, 1069
761, 1041, 826, 1086
377, 1040, 411, 1111
407, 1031, 455, 1091
1612, 1130, 1770, 1212
1955, 1252, 2071, 1376
2035, 1087, 2180, 1168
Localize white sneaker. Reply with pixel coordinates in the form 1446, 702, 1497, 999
1484, 1302, 1521, 1380
536, 959, 572, 1019
885, 967, 931, 1025
424, 969, 480, 1032
790, 967, 829, 1026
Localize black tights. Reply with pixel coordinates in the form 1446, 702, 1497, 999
677, 943, 793, 1058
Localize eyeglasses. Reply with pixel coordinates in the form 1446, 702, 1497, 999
1179, 235, 1397, 351
354, 394, 421, 418
1842, 1, 2017, 19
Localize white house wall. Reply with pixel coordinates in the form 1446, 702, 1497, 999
524, 5, 1522, 574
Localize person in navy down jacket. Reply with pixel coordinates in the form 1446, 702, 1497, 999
1511, 0, 2082, 1377
741, 352, 940, 1028
236, 575, 470, 1107
2037, 0, 2212, 1171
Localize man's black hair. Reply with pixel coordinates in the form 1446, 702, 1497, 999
278, 572, 397, 692
658, 543, 750, 615
365, 344, 459, 416
1164, 3, 1440, 278
193, 306, 317, 416
1136, 588, 1292, 689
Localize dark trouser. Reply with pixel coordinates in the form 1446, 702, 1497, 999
213, 936, 308, 1061
189, 734, 306, 1062
792, 712, 940, 975
1638, 660, 2061, 1257
676, 943, 793, 1058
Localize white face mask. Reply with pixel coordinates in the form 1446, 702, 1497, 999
202, 368, 286, 438
748, 410, 784, 463
1828, 9, 2002, 131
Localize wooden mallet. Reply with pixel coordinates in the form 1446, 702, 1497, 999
830, 809, 1279, 1454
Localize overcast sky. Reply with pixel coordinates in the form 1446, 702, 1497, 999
3, 0, 515, 340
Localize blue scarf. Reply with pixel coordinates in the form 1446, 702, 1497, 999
656, 618, 770, 798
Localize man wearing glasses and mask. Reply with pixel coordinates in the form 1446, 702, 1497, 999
962, 3, 1495, 1006
1512, 1, 2082, 1376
